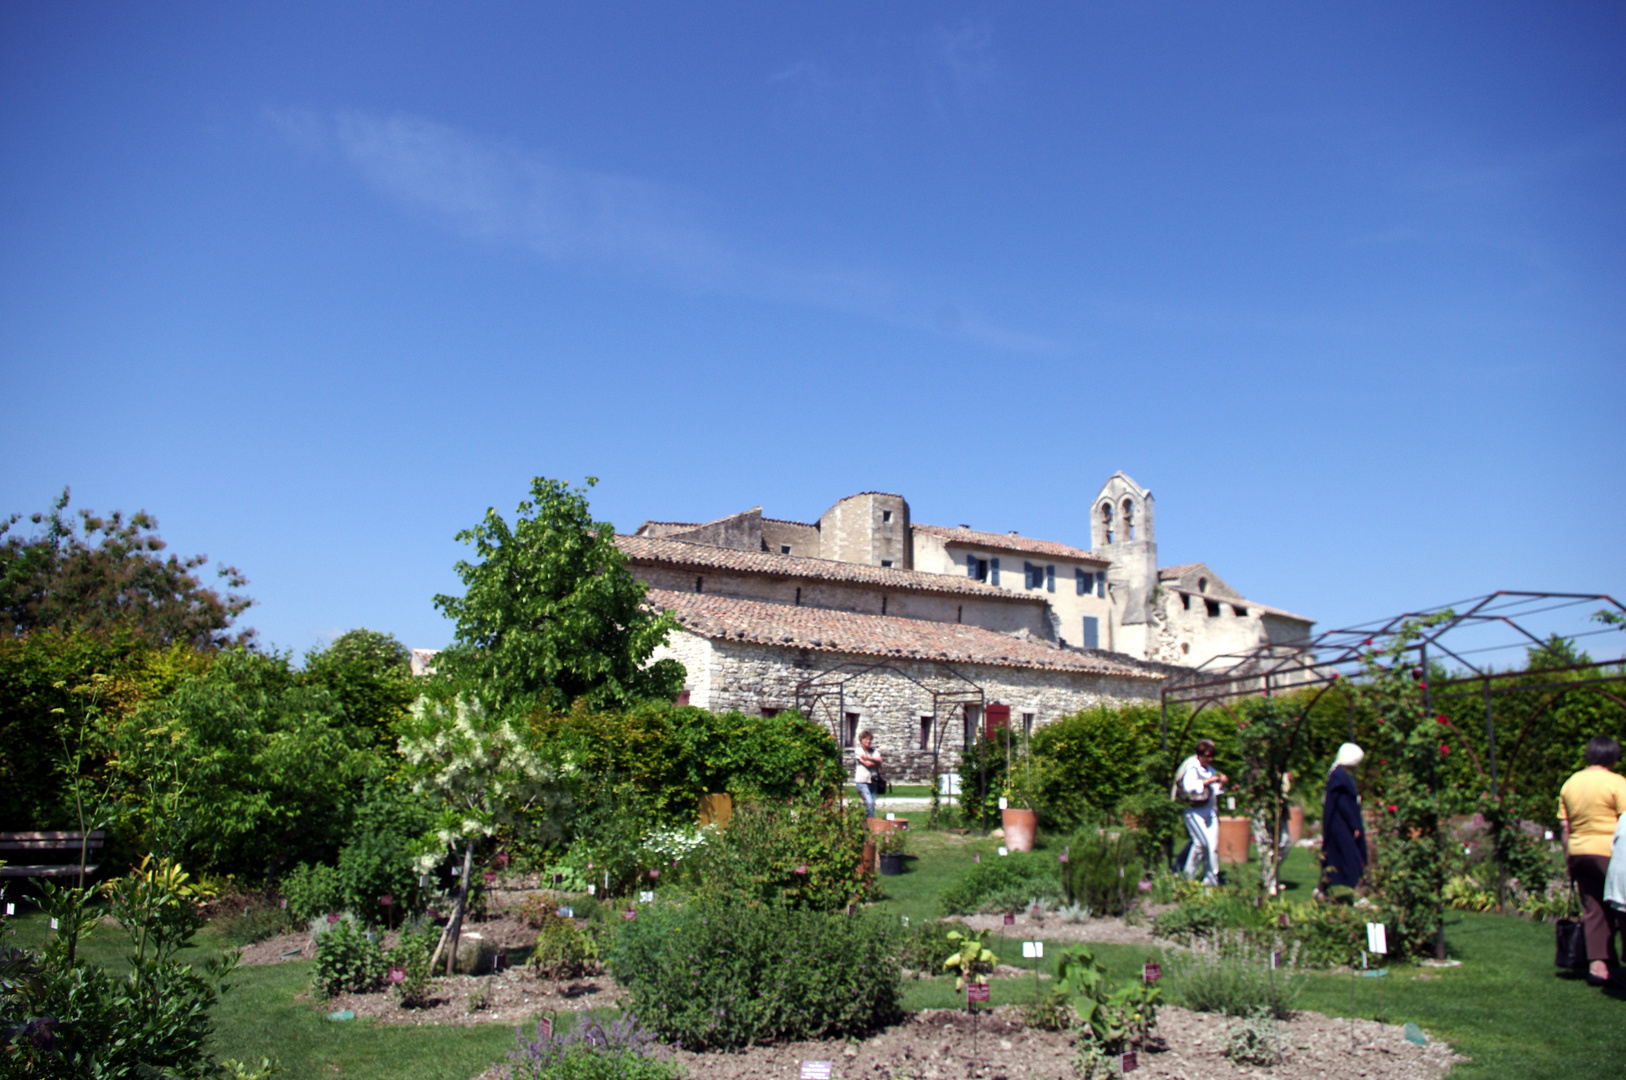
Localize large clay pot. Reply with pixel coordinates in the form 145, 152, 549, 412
1216, 816, 1252, 864
1001, 808, 1038, 852
1288, 805, 1305, 845
698, 793, 732, 828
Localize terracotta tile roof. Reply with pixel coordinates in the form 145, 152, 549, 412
648, 589, 1166, 679
913, 523, 1108, 565
618, 534, 1044, 603
1158, 563, 1204, 580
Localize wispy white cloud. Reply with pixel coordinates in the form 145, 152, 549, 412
265, 107, 1060, 353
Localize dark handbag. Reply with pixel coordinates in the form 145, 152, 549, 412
873, 773, 888, 796
1555, 883, 1587, 970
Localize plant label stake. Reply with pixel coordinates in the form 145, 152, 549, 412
1120, 1050, 1138, 1073
621, 909, 637, 921
1003, 913, 1015, 926
800, 1062, 833, 1080
639, 890, 655, 903
1024, 940, 1043, 998
967, 981, 989, 1064
1365, 922, 1387, 955
388, 967, 405, 984
997, 846, 1009, 857
1142, 962, 1161, 983
973, 854, 980, 864
587, 884, 595, 896
540, 1015, 552, 1039
4, 903, 12, 917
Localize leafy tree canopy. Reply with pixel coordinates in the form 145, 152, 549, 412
303, 628, 417, 743
0, 487, 253, 648
431, 476, 684, 713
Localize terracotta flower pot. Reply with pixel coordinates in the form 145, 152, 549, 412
1001, 808, 1038, 852
1288, 805, 1305, 845
1216, 816, 1252, 864
698, 793, 732, 828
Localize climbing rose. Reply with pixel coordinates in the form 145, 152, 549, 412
1387, 804, 1397, 813
1438, 715, 1450, 724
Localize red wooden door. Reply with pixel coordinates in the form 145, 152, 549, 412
984, 703, 1010, 738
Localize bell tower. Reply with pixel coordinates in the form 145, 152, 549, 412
1090, 472, 1157, 655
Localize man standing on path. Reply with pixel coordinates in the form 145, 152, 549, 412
854, 729, 883, 819
1175, 738, 1228, 886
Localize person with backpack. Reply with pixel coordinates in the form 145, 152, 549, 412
1173, 739, 1228, 886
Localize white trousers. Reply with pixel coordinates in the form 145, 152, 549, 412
1183, 810, 1219, 886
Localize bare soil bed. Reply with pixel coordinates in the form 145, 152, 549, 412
320, 966, 623, 1028
478, 1004, 1461, 1080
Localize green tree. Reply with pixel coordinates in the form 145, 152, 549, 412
431, 477, 684, 714
0, 488, 253, 648
397, 693, 565, 972
303, 628, 417, 745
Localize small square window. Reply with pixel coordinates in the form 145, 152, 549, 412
882, 509, 892, 522
881, 559, 893, 568
781, 545, 791, 554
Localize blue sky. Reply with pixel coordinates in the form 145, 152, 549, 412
2, 3, 1622, 659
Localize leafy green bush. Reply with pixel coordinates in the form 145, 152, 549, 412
507, 1014, 682, 1080
899, 919, 975, 972
1029, 705, 1161, 830
209, 892, 296, 944
529, 909, 598, 979
312, 918, 387, 997
684, 799, 872, 912
937, 851, 1063, 916
387, 924, 436, 1008
281, 861, 343, 924
608, 900, 903, 1049
1064, 829, 1145, 916
335, 784, 434, 923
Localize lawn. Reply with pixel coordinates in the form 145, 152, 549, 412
8, 830, 1621, 1079
875, 829, 1626, 1079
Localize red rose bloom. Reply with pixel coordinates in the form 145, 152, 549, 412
1440, 744, 1450, 756
1387, 804, 1397, 813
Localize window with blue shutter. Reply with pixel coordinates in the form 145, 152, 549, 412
1023, 562, 1035, 589
990, 557, 1000, 586
1076, 569, 1088, 596
967, 553, 978, 578
1096, 574, 1106, 598
1046, 565, 1055, 592
1083, 616, 1100, 649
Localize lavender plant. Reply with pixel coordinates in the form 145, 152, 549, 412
507, 1012, 682, 1080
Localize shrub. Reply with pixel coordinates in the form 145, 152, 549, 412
387, 924, 436, 1008
281, 862, 343, 924
1029, 705, 1160, 829
1225, 1008, 1282, 1065
529, 909, 598, 979
1168, 942, 1302, 1020
685, 799, 872, 912
210, 893, 296, 944
1064, 829, 1145, 916
312, 918, 387, 997
937, 851, 1062, 916
608, 900, 902, 1050
899, 919, 975, 972
507, 1013, 682, 1080
335, 784, 434, 923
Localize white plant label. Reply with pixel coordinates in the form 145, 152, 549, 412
1544, 830, 1554, 841
885, 812, 896, 821
1227, 796, 1236, 811
587, 884, 596, 896
998, 796, 1008, 810
639, 890, 655, 903
4, 904, 13, 916
1366, 922, 1388, 955
800, 1064, 833, 1080
997, 846, 1009, 857
50, 918, 59, 930
1022, 941, 1044, 959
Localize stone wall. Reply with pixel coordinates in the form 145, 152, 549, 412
818, 493, 911, 569
652, 631, 1163, 783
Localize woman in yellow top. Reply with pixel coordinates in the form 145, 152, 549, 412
1558, 735, 1626, 986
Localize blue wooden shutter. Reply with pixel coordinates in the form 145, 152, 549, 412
1083, 616, 1099, 649
990, 557, 999, 586
1046, 565, 1055, 592
1075, 568, 1086, 596
1097, 574, 1106, 598
967, 553, 978, 578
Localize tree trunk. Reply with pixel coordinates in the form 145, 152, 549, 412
440, 841, 475, 976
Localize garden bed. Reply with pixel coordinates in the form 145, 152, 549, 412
316, 967, 623, 1028
477, 1004, 1461, 1080
948, 909, 1169, 947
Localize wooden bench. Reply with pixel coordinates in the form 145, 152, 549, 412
0, 830, 105, 880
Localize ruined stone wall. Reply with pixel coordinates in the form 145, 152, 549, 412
817, 493, 911, 568
761, 519, 820, 557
